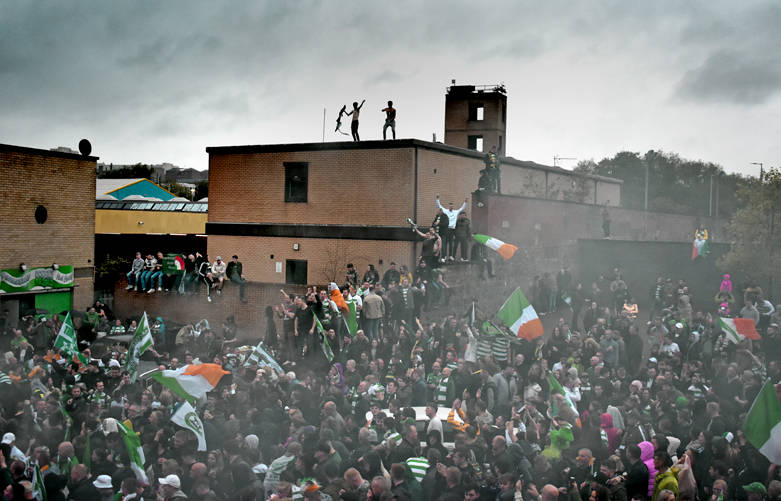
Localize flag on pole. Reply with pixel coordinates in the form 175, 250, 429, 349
244, 341, 284, 373
743, 379, 781, 464
497, 288, 544, 340
32, 464, 47, 501
53, 313, 88, 365
149, 363, 230, 403
344, 299, 358, 336
117, 420, 148, 484
473, 234, 518, 260
126, 312, 154, 383
329, 282, 349, 313
548, 372, 580, 427
171, 401, 207, 451
719, 317, 761, 343
314, 315, 334, 362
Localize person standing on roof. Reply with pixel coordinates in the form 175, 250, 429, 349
345, 99, 365, 141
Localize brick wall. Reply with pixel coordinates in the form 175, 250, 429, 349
208, 235, 415, 284
0, 146, 96, 310
472, 193, 727, 250
208, 148, 415, 226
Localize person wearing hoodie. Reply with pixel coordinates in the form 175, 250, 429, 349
601, 413, 621, 455
651, 451, 678, 501
638, 441, 657, 499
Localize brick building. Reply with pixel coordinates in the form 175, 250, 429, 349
0, 143, 97, 325
445, 83, 508, 156
205, 139, 621, 286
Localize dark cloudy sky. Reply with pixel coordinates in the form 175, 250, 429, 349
2, 1, 779, 174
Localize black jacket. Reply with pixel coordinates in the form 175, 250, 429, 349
625, 460, 650, 501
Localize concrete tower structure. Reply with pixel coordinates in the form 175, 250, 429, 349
444, 83, 507, 156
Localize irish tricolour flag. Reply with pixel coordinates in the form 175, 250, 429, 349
719, 317, 761, 343
498, 288, 544, 340
743, 379, 781, 464
150, 363, 230, 403
473, 234, 518, 260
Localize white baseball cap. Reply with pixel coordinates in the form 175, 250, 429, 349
93, 475, 113, 489
159, 474, 181, 489
1, 432, 14, 445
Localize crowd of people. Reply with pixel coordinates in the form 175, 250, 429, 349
0, 252, 779, 501
126, 252, 247, 304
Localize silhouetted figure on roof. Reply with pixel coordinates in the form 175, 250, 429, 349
382, 101, 396, 140
345, 99, 365, 141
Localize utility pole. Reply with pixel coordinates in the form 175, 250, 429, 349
322, 108, 326, 142
751, 162, 764, 182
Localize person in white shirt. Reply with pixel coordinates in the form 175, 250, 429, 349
212, 256, 227, 295
659, 335, 680, 357
435, 195, 467, 261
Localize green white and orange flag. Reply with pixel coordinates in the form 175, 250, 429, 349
497, 288, 544, 340
743, 379, 781, 464
473, 234, 518, 260
719, 317, 761, 343
149, 363, 230, 403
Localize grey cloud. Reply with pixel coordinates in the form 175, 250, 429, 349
676, 50, 781, 105
363, 70, 406, 87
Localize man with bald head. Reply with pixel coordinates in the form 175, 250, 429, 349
542, 484, 560, 501
188, 462, 208, 497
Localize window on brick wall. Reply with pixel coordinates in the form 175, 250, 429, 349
468, 103, 484, 121
468, 135, 483, 152
285, 259, 307, 285
284, 162, 308, 202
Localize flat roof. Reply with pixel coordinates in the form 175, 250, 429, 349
0, 143, 99, 161
206, 139, 622, 185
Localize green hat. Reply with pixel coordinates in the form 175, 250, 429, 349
743, 482, 767, 495
675, 396, 688, 409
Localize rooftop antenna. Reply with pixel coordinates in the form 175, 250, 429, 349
553, 155, 577, 167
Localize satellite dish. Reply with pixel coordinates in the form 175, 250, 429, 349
78, 139, 92, 157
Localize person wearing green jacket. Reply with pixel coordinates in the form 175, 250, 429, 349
651, 451, 678, 501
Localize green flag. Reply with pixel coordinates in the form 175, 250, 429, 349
743, 379, 781, 464
126, 312, 154, 383
53, 313, 88, 365
117, 420, 148, 484
548, 372, 577, 419
33, 464, 47, 501
314, 315, 334, 362
344, 299, 358, 336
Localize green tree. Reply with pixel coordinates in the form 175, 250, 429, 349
575, 150, 746, 218
97, 163, 153, 179
718, 168, 781, 301
162, 182, 192, 200
195, 180, 209, 201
